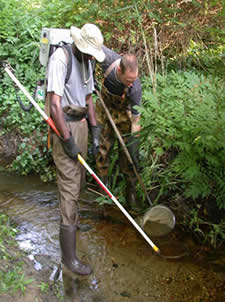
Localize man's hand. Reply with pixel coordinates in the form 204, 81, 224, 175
60, 134, 80, 161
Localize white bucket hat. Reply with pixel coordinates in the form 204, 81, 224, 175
71, 23, 105, 62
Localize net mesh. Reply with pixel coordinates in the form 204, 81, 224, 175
140, 205, 175, 237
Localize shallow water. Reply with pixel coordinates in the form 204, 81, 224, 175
0, 171, 224, 302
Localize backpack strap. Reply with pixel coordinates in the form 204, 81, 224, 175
60, 43, 73, 84
103, 58, 128, 99
104, 58, 121, 79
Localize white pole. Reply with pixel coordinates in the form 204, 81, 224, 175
78, 154, 160, 254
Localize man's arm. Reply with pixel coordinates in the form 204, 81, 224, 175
86, 93, 102, 157
49, 92, 81, 160
49, 92, 70, 140
131, 114, 141, 134
86, 94, 97, 126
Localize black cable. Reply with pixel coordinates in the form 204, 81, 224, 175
16, 93, 33, 112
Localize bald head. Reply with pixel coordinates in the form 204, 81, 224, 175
120, 54, 138, 74
117, 54, 138, 87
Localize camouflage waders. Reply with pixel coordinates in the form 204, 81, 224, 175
96, 86, 137, 206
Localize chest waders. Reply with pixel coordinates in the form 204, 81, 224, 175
96, 85, 138, 208
51, 106, 93, 275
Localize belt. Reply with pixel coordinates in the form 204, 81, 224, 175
64, 112, 86, 122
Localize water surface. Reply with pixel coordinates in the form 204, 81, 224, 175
0, 172, 224, 302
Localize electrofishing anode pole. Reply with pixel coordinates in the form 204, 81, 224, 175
4, 65, 160, 255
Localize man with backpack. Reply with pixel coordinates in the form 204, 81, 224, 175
47, 23, 105, 275
95, 46, 142, 210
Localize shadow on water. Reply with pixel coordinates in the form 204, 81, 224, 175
0, 171, 224, 302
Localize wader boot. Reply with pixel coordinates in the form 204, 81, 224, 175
59, 224, 92, 275
126, 177, 138, 210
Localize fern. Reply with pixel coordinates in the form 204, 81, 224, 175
140, 71, 225, 209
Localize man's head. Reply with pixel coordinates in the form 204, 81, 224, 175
117, 54, 138, 87
70, 23, 105, 63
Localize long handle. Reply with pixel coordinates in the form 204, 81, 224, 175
4, 66, 160, 254
96, 90, 152, 206
78, 154, 159, 253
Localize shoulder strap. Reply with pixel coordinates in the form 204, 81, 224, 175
104, 58, 121, 79
61, 44, 73, 84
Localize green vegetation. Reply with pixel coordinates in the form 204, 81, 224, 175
38, 282, 49, 293
140, 71, 225, 209
139, 71, 225, 247
0, 0, 224, 247
0, 213, 33, 293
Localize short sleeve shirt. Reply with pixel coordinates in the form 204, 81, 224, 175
47, 44, 94, 108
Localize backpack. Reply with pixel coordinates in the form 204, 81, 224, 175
38, 28, 73, 147
36, 28, 73, 104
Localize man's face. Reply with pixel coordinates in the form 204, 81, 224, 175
74, 45, 93, 62
118, 69, 138, 87
82, 53, 93, 62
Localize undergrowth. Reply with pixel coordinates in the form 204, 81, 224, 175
0, 213, 33, 294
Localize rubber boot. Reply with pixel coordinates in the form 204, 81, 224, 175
59, 224, 92, 275
126, 177, 138, 210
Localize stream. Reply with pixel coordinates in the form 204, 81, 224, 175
0, 171, 224, 302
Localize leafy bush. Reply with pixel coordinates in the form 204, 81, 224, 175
0, 0, 42, 69
170, 41, 225, 77
187, 208, 225, 248
139, 71, 225, 210
0, 0, 51, 179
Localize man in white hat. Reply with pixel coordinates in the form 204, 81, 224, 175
47, 23, 105, 275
